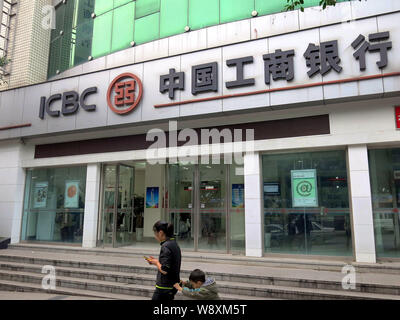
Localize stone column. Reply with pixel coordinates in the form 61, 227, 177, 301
347, 145, 376, 263
82, 163, 101, 248
244, 152, 263, 257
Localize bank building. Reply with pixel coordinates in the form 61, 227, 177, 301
0, 0, 400, 285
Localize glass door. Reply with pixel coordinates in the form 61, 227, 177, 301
100, 164, 135, 247
101, 165, 116, 247
167, 162, 235, 252
115, 164, 135, 247
198, 164, 227, 251
167, 163, 195, 250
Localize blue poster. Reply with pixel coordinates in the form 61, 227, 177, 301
146, 187, 159, 208
232, 184, 244, 208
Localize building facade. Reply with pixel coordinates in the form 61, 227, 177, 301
0, 0, 400, 264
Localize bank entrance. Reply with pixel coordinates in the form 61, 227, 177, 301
97, 160, 245, 252
167, 162, 245, 253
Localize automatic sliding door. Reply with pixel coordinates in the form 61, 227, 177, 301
168, 164, 195, 250
101, 165, 117, 247
115, 165, 135, 247
100, 164, 135, 248
198, 164, 227, 251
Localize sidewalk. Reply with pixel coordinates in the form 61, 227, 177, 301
0, 291, 107, 300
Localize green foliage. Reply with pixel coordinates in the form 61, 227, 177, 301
0, 56, 10, 85
284, 0, 359, 12
0, 56, 10, 68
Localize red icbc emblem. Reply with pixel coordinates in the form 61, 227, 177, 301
107, 73, 143, 115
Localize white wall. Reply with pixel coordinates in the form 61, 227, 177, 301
0, 140, 25, 243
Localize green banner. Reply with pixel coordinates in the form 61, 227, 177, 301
291, 169, 318, 207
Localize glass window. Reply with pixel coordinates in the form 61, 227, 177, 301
49, 0, 348, 77
369, 148, 400, 258
160, 0, 188, 38
134, 12, 160, 45
256, 0, 285, 16
262, 151, 352, 256
189, 0, 219, 31
21, 166, 87, 244
220, 0, 253, 24
303, 0, 321, 8
91, 10, 113, 58
48, 37, 62, 78
112, 2, 135, 52
51, 2, 65, 41
94, 0, 113, 16
74, 20, 93, 65
114, 0, 133, 8
135, 0, 160, 19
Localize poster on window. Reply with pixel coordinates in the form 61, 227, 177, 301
291, 169, 318, 207
33, 182, 48, 208
232, 184, 244, 208
146, 187, 159, 208
64, 181, 79, 208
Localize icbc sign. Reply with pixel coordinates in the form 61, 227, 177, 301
395, 106, 400, 130
107, 73, 143, 115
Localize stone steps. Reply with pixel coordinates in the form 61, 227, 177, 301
1, 246, 400, 300
0, 279, 145, 300
0, 253, 400, 296
8, 243, 400, 275
0, 268, 399, 300
0, 270, 267, 300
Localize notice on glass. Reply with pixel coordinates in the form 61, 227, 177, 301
34, 182, 48, 208
232, 184, 244, 208
65, 181, 79, 208
291, 169, 318, 207
146, 187, 159, 208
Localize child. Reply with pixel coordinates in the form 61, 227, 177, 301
174, 269, 220, 300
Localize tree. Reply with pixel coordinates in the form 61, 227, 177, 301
0, 56, 10, 85
285, 0, 361, 12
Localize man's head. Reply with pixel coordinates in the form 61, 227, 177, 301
189, 269, 206, 289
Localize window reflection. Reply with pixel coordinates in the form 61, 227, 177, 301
262, 151, 352, 256
21, 166, 87, 244
369, 148, 400, 258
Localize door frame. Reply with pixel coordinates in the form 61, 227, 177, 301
98, 162, 135, 248
166, 161, 233, 253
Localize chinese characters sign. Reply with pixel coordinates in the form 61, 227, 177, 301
159, 32, 392, 100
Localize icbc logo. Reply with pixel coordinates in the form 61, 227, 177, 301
107, 73, 143, 115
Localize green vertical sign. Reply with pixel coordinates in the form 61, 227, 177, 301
291, 169, 318, 207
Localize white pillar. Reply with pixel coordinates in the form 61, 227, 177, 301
244, 152, 263, 257
347, 145, 376, 263
0, 141, 26, 244
82, 163, 101, 248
